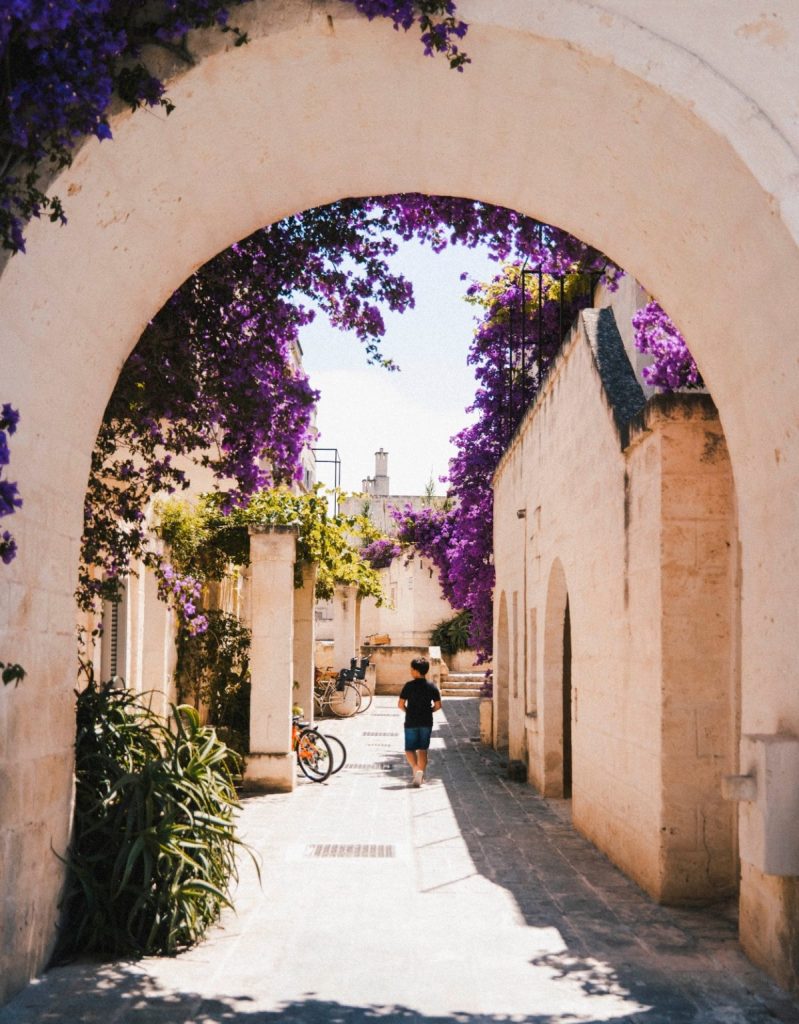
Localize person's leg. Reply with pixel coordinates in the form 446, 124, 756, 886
416, 727, 432, 781
404, 728, 419, 777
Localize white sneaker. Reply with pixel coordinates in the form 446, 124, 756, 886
413, 770, 423, 788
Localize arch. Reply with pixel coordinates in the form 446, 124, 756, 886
2, 0, 799, 997
494, 590, 510, 751
542, 558, 571, 799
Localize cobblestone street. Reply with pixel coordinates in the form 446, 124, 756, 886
3, 697, 798, 1024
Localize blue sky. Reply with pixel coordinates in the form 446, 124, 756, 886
299, 239, 500, 497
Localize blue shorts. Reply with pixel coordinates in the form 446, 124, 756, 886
404, 726, 433, 751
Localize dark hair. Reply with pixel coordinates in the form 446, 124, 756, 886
410, 657, 429, 676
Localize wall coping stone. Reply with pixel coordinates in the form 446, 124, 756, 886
625, 393, 720, 452
582, 307, 646, 443
247, 524, 300, 536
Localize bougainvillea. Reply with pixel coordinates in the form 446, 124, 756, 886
155, 564, 209, 637
395, 263, 614, 658
352, 1, 468, 69
0, 0, 467, 254
0, 402, 24, 685
3, 3, 702, 677
632, 300, 702, 392
0, 1, 251, 254
79, 195, 617, 617
360, 537, 402, 570
0, 403, 21, 562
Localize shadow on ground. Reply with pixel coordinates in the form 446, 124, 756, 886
0, 963, 671, 1024
399, 700, 799, 1024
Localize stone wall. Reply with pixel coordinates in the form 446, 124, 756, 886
359, 554, 453, 648
364, 644, 442, 694
493, 308, 739, 904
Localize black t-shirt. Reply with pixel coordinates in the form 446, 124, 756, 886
400, 677, 442, 727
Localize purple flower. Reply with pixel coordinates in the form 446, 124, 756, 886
1, 405, 20, 434
632, 301, 701, 393
0, 480, 22, 517
360, 537, 401, 569
0, 530, 17, 564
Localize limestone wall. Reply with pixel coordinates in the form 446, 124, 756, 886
359, 555, 452, 647
365, 644, 442, 694
493, 309, 739, 904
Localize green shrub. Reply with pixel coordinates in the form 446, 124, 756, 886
175, 609, 251, 755
430, 609, 472, 656
57, 676, 250, 959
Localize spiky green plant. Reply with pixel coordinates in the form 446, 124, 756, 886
57, 673, 251, 958
430, 609, 473, 657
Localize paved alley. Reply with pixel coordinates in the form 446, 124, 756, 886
2, 697, 798, 1024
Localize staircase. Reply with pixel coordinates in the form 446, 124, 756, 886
440, 672, 486, 698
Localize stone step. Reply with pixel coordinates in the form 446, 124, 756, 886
446, 672, 486, 682
441, 681, 485, 697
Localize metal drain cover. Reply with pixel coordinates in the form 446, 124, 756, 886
346, 762, 396, 770
306, 843, 396, 859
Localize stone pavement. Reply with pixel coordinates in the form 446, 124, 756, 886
3, 697, 799, 1024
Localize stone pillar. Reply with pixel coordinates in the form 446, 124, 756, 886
333, 583, 358, 667
293, 561, 317, 724
244, 526, 297, 793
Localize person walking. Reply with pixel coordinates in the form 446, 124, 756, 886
398, 656, 442, 787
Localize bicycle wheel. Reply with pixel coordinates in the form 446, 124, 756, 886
323, 733, 347, 774
328, 681, 361, 718
352, 679, 373, 713
296, 728, 333, 782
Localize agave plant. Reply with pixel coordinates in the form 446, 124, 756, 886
430, 609, 473, 657
57, 671, 253, 958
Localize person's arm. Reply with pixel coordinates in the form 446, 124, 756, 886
432, 700, 442, 713
398, 698, 407, 711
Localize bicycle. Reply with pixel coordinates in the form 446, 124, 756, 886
291, 715, 333, 782
293, 704, 347, 775
318, 730, 347, 774
314, 669, 361, 718
346, 657, 373, 713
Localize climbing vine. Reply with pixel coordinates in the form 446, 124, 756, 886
155, 489, 384, 752
395, 263, 612, 658
0, 402, 24, 685
0, 0, 467, 254
77, 195, 617, 621
156, 488, 386, 606
632, 300, 701, 392
174, 610, 252, 754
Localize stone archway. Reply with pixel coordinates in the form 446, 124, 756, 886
2, 0, 799, 998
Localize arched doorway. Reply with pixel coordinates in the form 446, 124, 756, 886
542, 558, 571, 800
2, 1, 799, 996
562, 598, 572, 800
494, 591, 510, 752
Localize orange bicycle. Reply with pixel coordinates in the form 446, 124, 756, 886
292, 715, 333, 782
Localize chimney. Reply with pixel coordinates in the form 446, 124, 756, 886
373, 449, 389, 496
